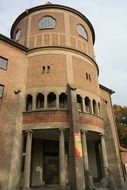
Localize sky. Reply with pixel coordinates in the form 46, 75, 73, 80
0, 0, 127, 106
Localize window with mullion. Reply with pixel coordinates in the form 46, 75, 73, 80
38, 16, 56, 29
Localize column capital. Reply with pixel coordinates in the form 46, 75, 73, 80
25, 129, 33, 134
58, 128, 65, 133
99, 133, 105, 137
68, 83, 77, 91
81, 129, 88, 134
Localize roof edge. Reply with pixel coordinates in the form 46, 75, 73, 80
0, 33, 27, 51
99, 84, 115, 94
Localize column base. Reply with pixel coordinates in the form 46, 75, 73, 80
59, 186, 66, 190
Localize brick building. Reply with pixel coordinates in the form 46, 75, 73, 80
0, 3, 123, 190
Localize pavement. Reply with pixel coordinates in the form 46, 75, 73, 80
21, 181, 127, 190
119, 181, 127, 190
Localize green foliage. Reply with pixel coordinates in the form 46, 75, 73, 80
113, 104, 127, 148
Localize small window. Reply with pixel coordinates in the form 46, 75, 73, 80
42, 66, 51, 74
77, 24, 88, 40
86, 73, 91, 81
77, 94, 83, 111
47, 66, 50, 73
92, 99, 98, 115
47, 92, 56, 108
86, 73, 89, 80
85, 97, 92, 113
15, 29, 21, 41
42, 66, 45, 73
26, 94, 32, 111
36, 93, 44, 109
59, 93, 67, 108
0, 85, 4, 98
89, 74, 91, 81
38, 16, 56, 29
0, 57, 8, 70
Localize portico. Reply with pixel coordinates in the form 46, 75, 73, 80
21, 128, 108, 189
22, 129, 68, 189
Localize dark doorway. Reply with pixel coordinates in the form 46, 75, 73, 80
44, 156, 59, 184
43, 140, 59, 184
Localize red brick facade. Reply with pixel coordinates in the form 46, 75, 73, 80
0, 3, 123, 189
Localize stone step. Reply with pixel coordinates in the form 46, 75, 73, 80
97, 188, 110, 190
31, 185, 59, 190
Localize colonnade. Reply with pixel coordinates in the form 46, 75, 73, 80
23, 129, 108, 189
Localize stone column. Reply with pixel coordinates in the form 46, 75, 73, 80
90, 100, 93, 114
33, 94, 36, 111
100, 134, 108, 172
59, 129, 66, 189
44, 93, 47, 109
81, 130, 89, 171
23, 130, 33, 188
56, 94, 59, 109
82, 98, 86, 112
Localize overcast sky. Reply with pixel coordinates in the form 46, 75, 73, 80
0, 0, 127, 105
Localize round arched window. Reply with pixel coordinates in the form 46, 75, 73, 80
77, 24, 88, 40
38, 16, 56, 29
15, 29, 21, 41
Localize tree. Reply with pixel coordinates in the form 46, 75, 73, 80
113, 104, 127, 148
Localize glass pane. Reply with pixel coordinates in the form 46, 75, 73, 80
0, 57, 8, 69
77, 24, 88, 40
0, 85, 4, 97
15, 29, 21, 41
38, 16, 56, 29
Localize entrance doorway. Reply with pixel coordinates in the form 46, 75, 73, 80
44, 156, 59, 184
87, 132, 103, 181
43, 140, 59, 184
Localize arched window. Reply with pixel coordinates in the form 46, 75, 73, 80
85, 97, 91, 113
77, 24, 88, 40
47, 92, 56, 108
36, 93, 44, 109
38, 16, 56, 29
15, 29, 21, 41
59, 93, 67, 108
77, 94, 83, 111
26, 94, 32, 111
92, 99, 98, 115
